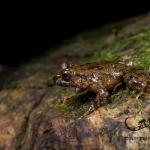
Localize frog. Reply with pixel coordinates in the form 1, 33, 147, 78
53, 60, 150, 113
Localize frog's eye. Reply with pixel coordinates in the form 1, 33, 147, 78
62, 73, 71, 81
61, 62, 68, 69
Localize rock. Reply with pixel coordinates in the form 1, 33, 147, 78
0, 13, 150, 150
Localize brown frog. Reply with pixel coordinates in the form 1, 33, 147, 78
53, 60, 150, 111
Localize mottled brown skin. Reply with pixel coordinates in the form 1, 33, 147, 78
53, 60, 150, 108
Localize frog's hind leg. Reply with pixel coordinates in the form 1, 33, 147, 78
123, 72, 148, 93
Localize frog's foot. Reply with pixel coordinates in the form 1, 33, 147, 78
78, 99, 102, 118
79, 102, 96, 118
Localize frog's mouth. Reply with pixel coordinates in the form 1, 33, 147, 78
53, 74, 71, 87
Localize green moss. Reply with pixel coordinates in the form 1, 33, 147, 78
133, 102, 144, 110
133, 103, 140, 109
108, 88, 134, 108
111, 130, 119, 139
86, 27, 150, 70
85, 49, 120, 63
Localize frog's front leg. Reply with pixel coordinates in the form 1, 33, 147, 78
96, 88, 109, 104
84, 86, 109, 115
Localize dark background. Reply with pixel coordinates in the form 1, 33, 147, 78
1, 1, 150, 66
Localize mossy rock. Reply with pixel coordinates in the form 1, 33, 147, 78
0, 13, 150, 150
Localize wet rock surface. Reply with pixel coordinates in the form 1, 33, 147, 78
0, 13, 150, 150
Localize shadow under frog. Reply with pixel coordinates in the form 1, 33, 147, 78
53, 60, 150, 114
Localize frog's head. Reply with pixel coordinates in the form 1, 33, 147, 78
53, 62, 81, 87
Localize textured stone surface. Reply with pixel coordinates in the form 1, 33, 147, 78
0, 13, 150, 150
